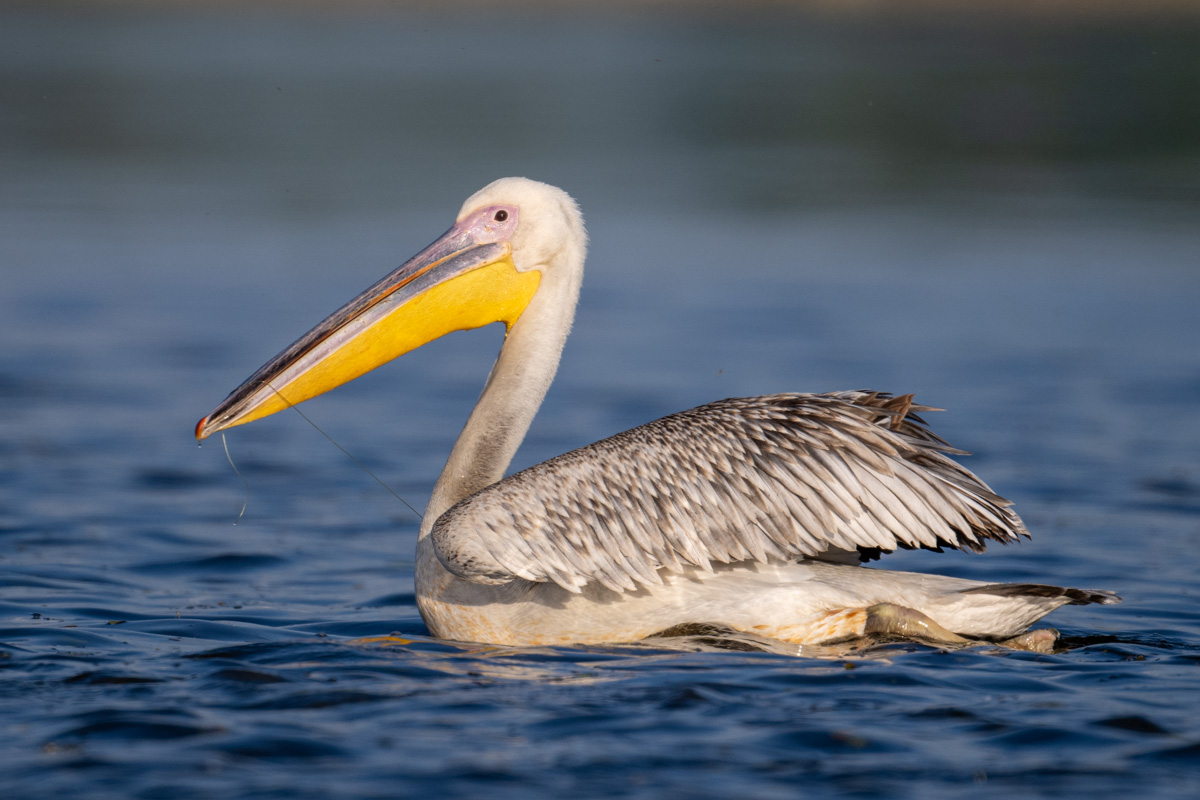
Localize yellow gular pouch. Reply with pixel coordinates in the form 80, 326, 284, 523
246, 256, 541, 425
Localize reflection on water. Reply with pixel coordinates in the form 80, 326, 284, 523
2, 4, 1200, 800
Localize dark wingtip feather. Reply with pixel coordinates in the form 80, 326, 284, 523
961, 583, 1122, 606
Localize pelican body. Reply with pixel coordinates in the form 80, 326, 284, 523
197, 178, 1118, 651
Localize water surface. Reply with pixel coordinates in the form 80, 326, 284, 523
2, 5, 1199, 798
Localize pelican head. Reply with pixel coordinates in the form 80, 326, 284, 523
195, 177, 586, 440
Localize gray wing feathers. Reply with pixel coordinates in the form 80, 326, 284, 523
431, 392, 1029, 593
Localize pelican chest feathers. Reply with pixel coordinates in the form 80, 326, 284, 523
197, 177, 1119, 653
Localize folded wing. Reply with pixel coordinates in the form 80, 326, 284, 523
431, 392, 1028, 593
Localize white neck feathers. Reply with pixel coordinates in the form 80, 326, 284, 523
419, 239, 584, 537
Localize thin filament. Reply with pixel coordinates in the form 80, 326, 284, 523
264, 382, 423, 520
222, 433, 249, 525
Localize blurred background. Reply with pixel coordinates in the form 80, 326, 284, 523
3, 2, 1200, 798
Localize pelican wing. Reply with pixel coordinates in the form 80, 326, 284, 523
431, 392, 1029, 594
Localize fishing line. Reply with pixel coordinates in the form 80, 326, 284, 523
208, 383, 423, 521
259, 382, 423, 521
284, 399, 424, 520
221, 433, 249, 525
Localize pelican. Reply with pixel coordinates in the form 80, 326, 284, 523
196, 177, 1118, 652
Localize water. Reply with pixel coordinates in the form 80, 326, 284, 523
2, 5, 1199, 798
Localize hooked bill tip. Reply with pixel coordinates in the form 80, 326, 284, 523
195, 416, 210, 441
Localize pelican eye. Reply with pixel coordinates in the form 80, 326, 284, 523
493, 209, 508, 222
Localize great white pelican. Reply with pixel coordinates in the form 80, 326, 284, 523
196, 178, 1118, 652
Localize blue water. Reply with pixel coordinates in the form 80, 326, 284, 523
2, 5, 1199, 798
